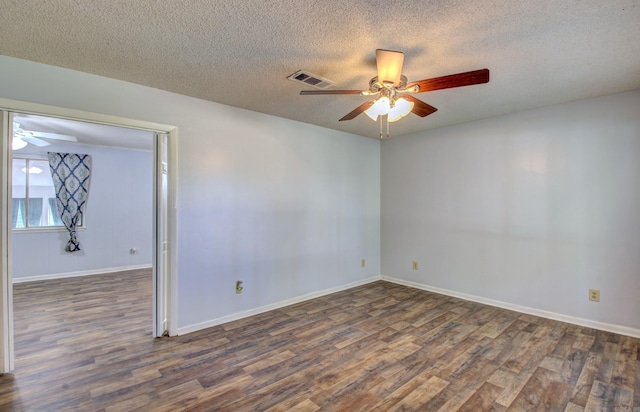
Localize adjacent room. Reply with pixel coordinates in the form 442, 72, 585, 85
11, 113, 154, 283
0, 0, 639, 410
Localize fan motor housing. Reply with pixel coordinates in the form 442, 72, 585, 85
369, 75, 408, 92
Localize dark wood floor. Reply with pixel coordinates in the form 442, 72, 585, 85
0, 270, 638, 411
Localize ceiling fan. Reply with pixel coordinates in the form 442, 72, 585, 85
299, 49, 489, 137
13, 121, 78, 150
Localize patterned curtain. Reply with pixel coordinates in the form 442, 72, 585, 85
48, 198, 64, 226
48, 153, 92, 252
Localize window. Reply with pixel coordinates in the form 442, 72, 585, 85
12, 157, 81, 229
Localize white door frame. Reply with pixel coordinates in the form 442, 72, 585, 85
153, 132, 169, 337
0, 98, 178, 373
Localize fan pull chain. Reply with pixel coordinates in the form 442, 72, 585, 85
386, 115, 390, 139
378, 115, 391, 139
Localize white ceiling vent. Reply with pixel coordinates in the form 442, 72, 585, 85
287, 70, 335, 90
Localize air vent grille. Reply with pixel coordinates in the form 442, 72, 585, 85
287, 70, 335, 90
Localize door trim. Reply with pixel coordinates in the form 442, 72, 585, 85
0, 110, 14, 372
0, 97, 178, 372
153, 132, 169, 337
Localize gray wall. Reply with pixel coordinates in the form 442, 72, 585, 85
0, 55, 381, 333
381, 90, 640, 331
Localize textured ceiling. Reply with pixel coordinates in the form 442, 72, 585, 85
1, 0, 639, 138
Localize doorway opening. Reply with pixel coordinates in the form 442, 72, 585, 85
1, 106, 175, 372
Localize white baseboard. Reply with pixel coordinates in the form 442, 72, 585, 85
12, 264, 153, 283
382, 275, 640, 339
177, 275, 382, 336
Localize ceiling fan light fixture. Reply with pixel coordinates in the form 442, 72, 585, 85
12, 137, 27, 150
364, 97, 413, 122
21, 166, 42, 174
388, 98, 414, 122
364, 96, 391, 121
376, 49, 405, 86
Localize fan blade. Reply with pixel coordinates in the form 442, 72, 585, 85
402, 95, 438, 117
376, 49, 404, 86
31, 131, 78, 142
407, 69, 489, 93
339, 100, 376, 121
300, 90, 362, 95
20, 136, 50, 147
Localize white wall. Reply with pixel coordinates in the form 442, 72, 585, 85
12, 143, 153, 280
0, 56, 381, 332
381, 90, 640, 332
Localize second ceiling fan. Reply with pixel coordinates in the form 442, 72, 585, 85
13, 121, 78, 149
300, 49, 489, 137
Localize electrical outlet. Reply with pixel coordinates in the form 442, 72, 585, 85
589, 289, 600, 302
361, 259, 366, 268
235, 280, 244, 294
412, 261, 419, 270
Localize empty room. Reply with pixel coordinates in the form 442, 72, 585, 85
0, 0, 639, 410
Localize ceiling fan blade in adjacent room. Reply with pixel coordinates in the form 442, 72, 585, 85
402, 95, 438, 117
31, 131, 78, 142
300, 90, 363, 95
339, 100, 375, 121
407, 69, 489, 93
376, 49, 404, 86
20, 135, 50, 147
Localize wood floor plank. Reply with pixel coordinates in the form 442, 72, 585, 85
371, 369, 439, 410
0, 274, 637, 410
611, 336, 638, 391
636, 357, 640, 408
265, 396, 320, 412
388, 375, 449, 411
569, 352, 602, 407
507, 366, 558, 411
565, 401, 586, 412
584, 379, 634, 411
542, 378, 574, 412
594, 342, 619, 383
457, 381, 503, 411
